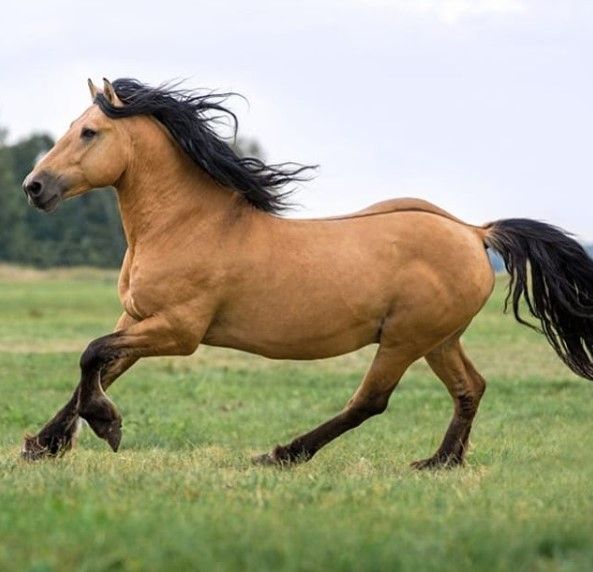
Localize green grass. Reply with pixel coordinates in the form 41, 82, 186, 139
0, 265, 592, 571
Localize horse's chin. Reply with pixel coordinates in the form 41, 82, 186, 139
31, 193, 63, 213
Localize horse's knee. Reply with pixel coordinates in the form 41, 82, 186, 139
80, 341, 98, 370
80, 337, 118, 371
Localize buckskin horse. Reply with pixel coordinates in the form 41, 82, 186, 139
21, 78, 593, 468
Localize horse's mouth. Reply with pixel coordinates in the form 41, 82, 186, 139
30, 193, 62, 213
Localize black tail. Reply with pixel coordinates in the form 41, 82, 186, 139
485, 218, 593, 380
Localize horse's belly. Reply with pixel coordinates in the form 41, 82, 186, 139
202, 297, 384, 359
202, 327, 377, 360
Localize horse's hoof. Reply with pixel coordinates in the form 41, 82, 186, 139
252, 445, 310, 467
21, 436, 50, 461
251, 445, 294, 467
410, 454, 463, 471
410, 458, 437, 470
251, 452, 279, 466
80, 394, 122, 451
105, 422, 122, 452
20, 427, 79, 461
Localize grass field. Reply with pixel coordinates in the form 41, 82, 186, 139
0, 264, 592, 571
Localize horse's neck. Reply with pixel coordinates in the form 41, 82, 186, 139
115, 135, 239, 248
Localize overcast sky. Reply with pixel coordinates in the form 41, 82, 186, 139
1, 0, 592, 238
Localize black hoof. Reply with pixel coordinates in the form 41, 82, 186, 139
21, 419, 82, 461
251, 445, 311, 467
251, 452, 279, 466
80, 394, 122, 452
21, 435, 51, 461
105, 421, 122, 452
410, 454, 464, 471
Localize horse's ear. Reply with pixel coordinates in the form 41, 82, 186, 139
102, 78, 124, 107
88, 78, 99, 101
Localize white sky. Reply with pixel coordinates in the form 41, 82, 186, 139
1, 0, 592, 238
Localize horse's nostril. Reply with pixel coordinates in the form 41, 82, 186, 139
25, 180, 43, 196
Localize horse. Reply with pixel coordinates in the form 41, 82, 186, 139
20, 78, 593, 468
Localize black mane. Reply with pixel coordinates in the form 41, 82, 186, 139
94, 78, 316, 213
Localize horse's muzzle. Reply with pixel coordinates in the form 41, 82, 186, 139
22, 171, 64, 213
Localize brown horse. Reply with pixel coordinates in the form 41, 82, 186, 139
21, 78, 593, 468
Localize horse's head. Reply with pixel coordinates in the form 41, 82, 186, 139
23, 79, 131, 212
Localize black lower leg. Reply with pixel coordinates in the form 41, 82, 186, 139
412, 393, 476, 469
21, 338, 131, 460
77, 338, 125, 451
255, 400, 386, 465
22, 391, 81, 460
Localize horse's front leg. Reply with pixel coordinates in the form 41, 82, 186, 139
21, 355, 136, 460
22, 313, 199, 459
76, 314, 200, 452
22, 313, 138, 460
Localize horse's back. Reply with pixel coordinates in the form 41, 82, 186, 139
311, 197, 467, 226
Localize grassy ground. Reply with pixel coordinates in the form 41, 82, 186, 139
0, 264, 592, 571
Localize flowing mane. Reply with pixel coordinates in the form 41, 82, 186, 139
94, 78, 315, 213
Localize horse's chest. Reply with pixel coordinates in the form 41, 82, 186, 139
120, 259, 203, 320
122, 291, 145, 321
119, 261, 155, 321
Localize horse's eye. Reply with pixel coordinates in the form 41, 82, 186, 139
81, 127, 97, 140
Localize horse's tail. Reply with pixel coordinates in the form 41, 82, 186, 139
483, 218, 593, 381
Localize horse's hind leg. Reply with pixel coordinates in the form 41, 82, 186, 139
254, 345, 414, 465
411, 337, 486, 470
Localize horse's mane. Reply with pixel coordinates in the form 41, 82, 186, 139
94, 78, 315, 213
